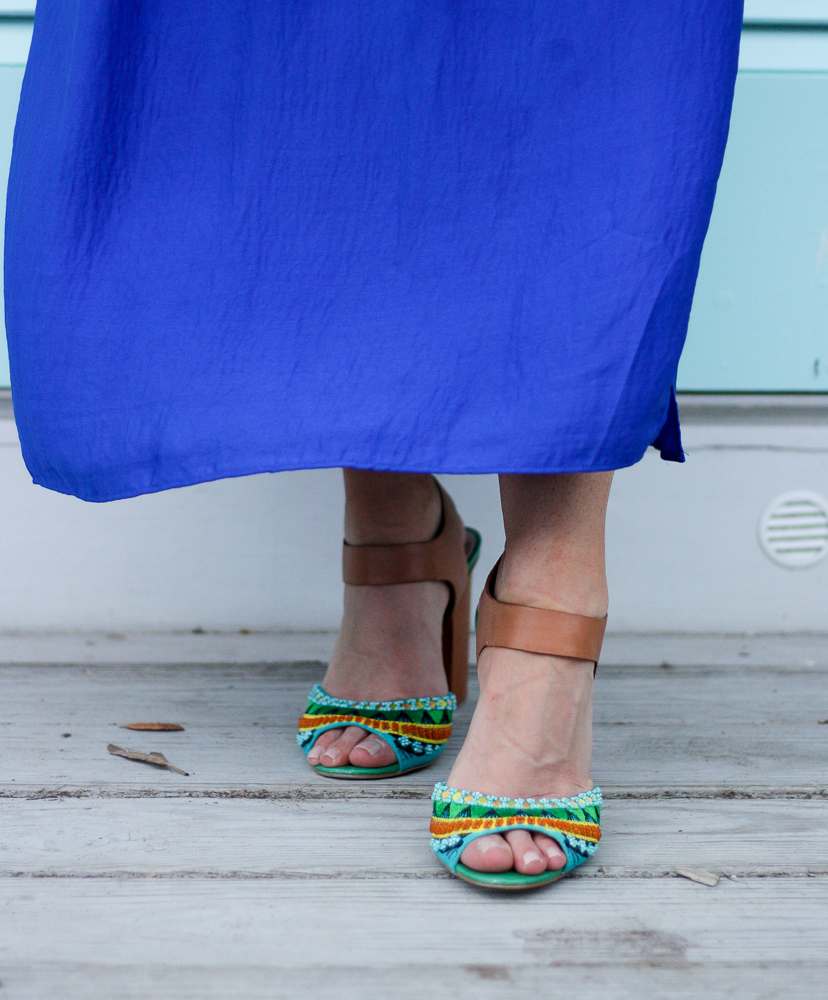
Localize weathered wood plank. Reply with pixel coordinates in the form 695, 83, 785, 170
0, 798, 824, 877
1, 659, 825, 999
2, 961, 827, 1000
0, 878, 826, 967
1, 663, 826, 794
4, 661, 826, 726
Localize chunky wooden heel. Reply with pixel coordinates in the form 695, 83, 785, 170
443, 567, 475, 705
298, 479, 481, 779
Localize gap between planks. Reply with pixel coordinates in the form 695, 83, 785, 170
4, 870, 826, 881
2, 785, 826, 800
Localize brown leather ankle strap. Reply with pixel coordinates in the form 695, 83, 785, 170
476, 559, 606, 667
342, 480, 468, 601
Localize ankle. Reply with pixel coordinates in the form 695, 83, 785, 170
495, 546, 608, 619
343, 471, 442, 546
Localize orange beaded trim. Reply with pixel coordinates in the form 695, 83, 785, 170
430, 815, 601, 843
298, 713, 451, 744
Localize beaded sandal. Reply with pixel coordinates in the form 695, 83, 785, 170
431, 783, 603, 889
430, 558, 606, 889
297, 481, 481, 779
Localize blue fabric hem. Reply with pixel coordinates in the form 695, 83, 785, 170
651, 386, 685, 463
25, 444, 657, 503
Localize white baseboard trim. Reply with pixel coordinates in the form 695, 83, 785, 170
2, 394, 828, 633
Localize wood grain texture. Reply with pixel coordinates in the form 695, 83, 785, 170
1, 663, 826, 795
1, 658, 826, 998
1, 878, 826, 966
0, 798, 825, 877
3, 962, 828, 1000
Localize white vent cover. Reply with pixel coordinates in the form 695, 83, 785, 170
758, 491, 828, 568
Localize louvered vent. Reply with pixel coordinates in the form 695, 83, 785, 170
758, 491, 828, 568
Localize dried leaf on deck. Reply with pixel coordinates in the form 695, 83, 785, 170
123, 723, 185, 731
675, 867, 719, 887
107, 743, 189, 775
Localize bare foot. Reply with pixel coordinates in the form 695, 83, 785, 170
445, 644, 595, 874
441, 470, 611, 875
307, 578, 449, 768
445, 469, 608, 875
307, 471, 449, 770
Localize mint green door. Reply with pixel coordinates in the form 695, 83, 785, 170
0, 10, 31, 388
678, 71, 828, 391
0, 63, 25, 388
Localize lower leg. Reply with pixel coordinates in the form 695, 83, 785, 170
341, 469, 441, 547
308, 470, 450, 768
447, 471, 612, 874
497, 471, 612, 619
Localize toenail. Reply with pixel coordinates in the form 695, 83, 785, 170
322, 747, 340, 764
523, 850, 543, 867
359, 737, 385, 757
475, 838, 502, 855
545, 844, 562, 858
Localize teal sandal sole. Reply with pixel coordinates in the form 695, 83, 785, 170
312, 760, 437, 779
453, 863, 568, 891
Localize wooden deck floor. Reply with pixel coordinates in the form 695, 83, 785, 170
1, 641, 827, 998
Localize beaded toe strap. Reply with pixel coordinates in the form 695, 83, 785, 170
298, 685, 457, 771
430, 782, 602, 874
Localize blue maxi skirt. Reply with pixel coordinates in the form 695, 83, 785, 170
4, 1, 742, 502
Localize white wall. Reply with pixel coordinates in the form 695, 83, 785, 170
1, 399, 827, 634
607, 423, 828, 631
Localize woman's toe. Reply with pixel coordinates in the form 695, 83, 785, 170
307, 728, 342, 765
504, 830, 547, 875
533, 832, 567, 871
348, 733, 397, 768
459, 834, 513, 873
316, 726, 369, 766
